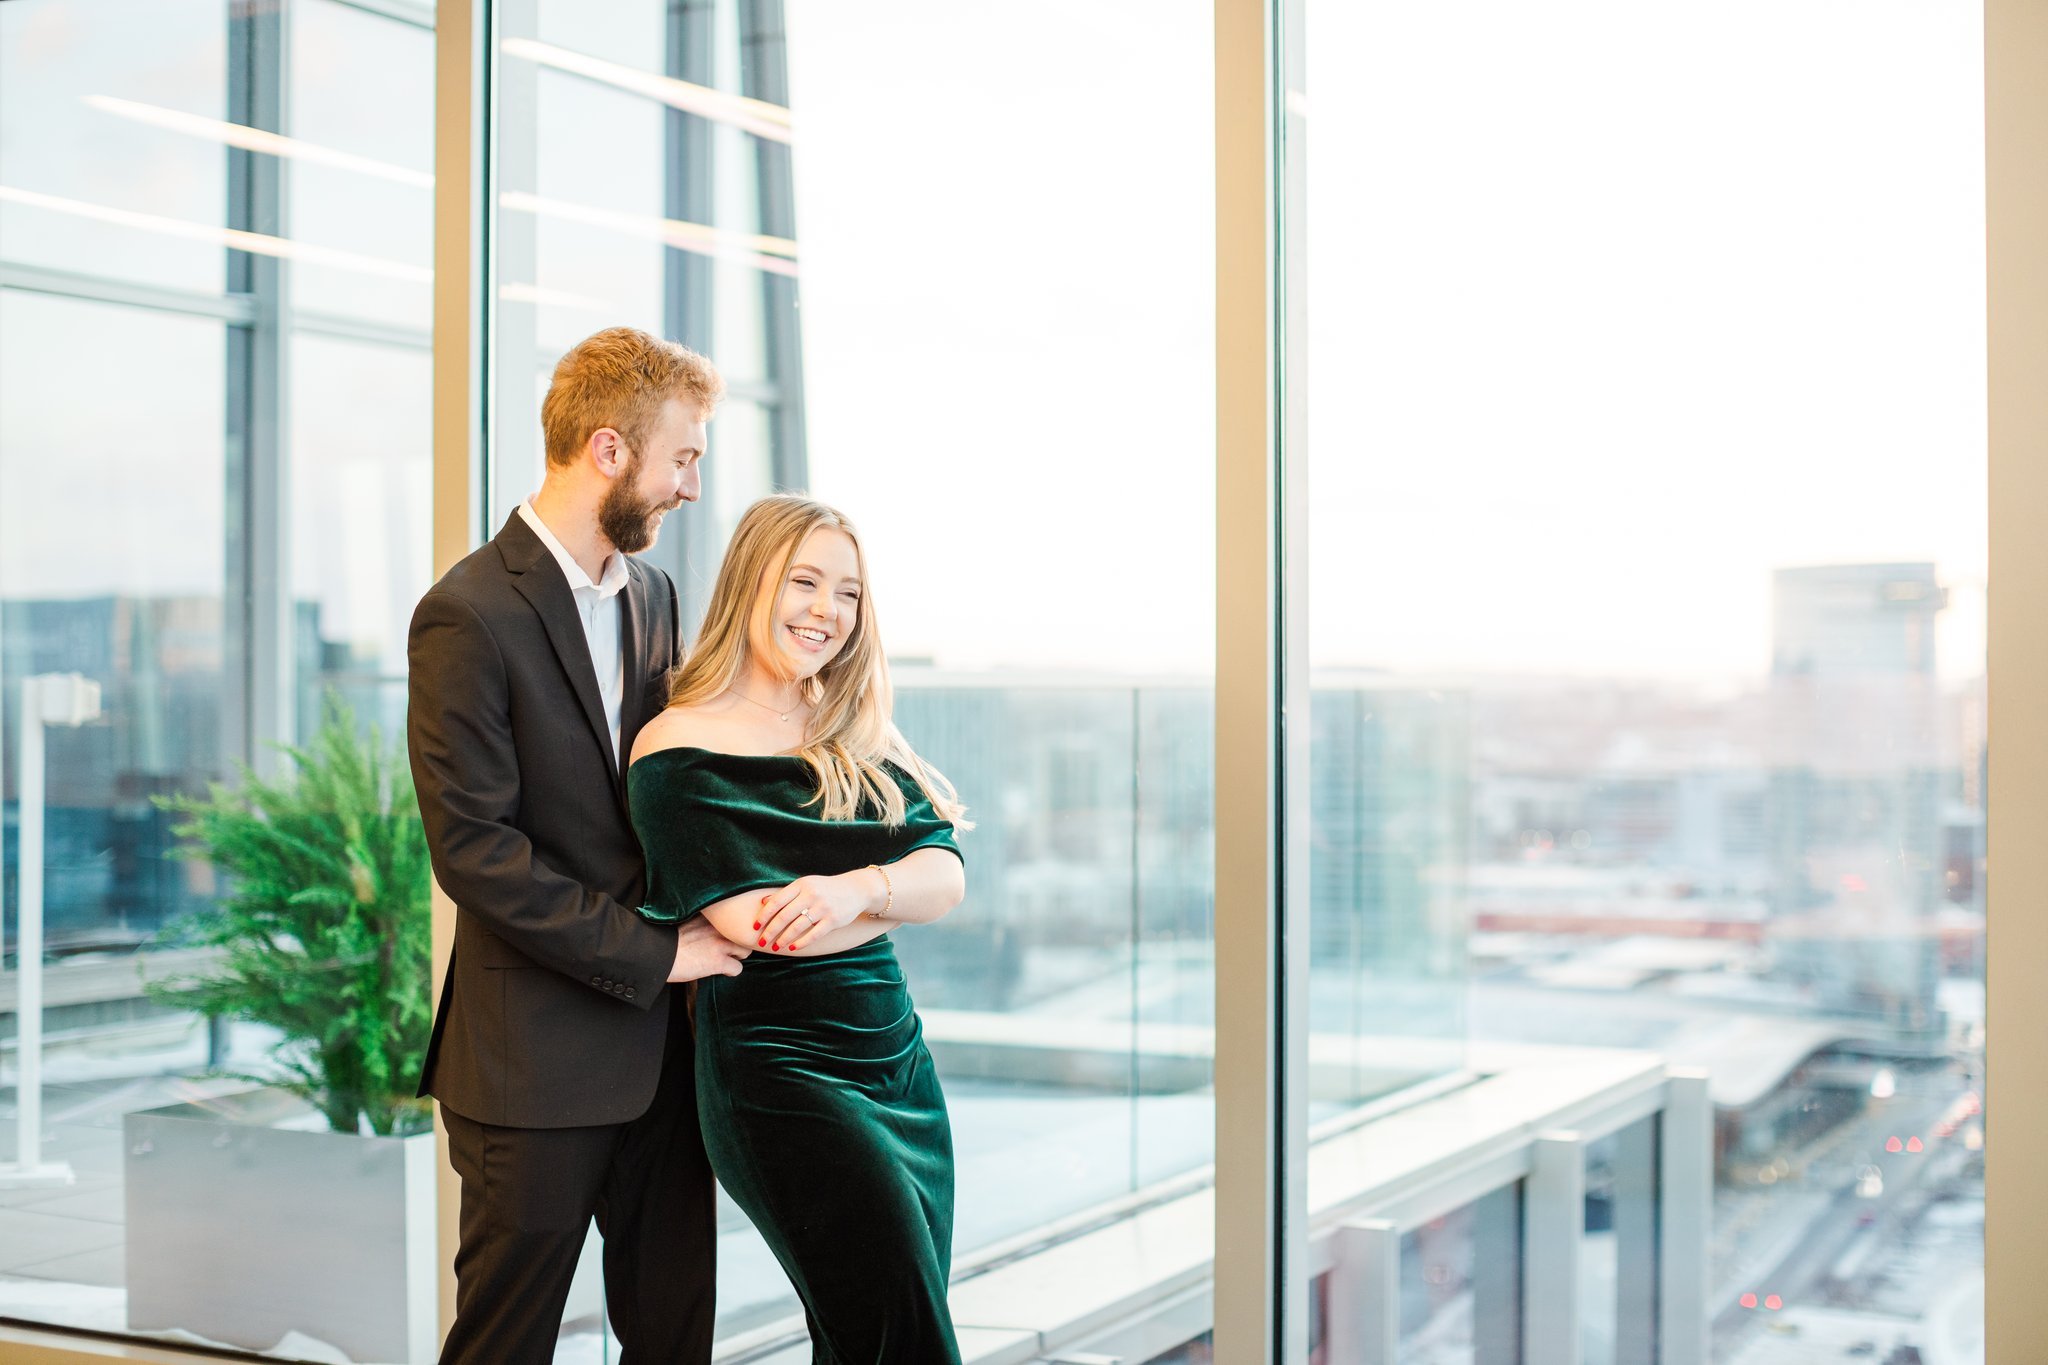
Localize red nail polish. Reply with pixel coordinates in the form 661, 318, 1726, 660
757, 938, 766, 947
752, 922, 760, 930
771, 943, 781, 951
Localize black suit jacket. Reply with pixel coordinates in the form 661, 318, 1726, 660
408, 512, 683, 1128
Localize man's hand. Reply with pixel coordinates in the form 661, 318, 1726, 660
668, 915, 750, 982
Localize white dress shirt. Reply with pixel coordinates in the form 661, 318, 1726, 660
518, 499, 629, 763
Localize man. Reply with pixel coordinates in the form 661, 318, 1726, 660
407, 327, 748, 1364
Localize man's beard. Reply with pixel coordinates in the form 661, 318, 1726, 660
597, 453, 673, 554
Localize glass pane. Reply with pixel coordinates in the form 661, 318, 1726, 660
1293, 0, 1472, 1113
523, 65, 667, 356
1307, 685, 1470, 1118
288, 0, 434, 330
536, 0, 663, 74
701, 396, 772, 550
1, 291, 228, 951
1136, 685, 1217, 1186
0, 0, 228, 294
289, 331, 431, 738
1298, 0, 1986, 1359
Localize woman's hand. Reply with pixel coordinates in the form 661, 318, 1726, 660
754, 869, 884, 952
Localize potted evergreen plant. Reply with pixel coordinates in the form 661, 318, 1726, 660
121, 699, 438, 1362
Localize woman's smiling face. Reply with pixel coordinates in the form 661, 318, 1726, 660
753, 526, 862, 682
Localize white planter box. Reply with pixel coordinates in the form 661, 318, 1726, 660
122, 1088, 437, 1364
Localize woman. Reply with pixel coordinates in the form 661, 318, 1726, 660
628, 494, 970, 1364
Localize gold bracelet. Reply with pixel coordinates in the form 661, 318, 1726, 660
865, 862, 894, 919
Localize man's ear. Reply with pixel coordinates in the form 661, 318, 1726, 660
590, 427, 627, 478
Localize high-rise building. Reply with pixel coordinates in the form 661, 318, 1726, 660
1768, 563, 1948, 1031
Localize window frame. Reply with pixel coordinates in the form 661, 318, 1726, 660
0, 0, 2033, 1360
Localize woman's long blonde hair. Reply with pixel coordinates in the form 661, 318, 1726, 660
667, 495, 970, 829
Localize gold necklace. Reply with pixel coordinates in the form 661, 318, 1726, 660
729, 685, 804, 723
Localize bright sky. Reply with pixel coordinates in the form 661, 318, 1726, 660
786, 0, 1987, 683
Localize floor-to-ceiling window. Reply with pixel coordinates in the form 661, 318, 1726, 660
1, 0, 436, 1357
1292, 3, 1987, 1361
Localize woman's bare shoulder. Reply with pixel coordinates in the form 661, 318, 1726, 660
631, 700, 736, 764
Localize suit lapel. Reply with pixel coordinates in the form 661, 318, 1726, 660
616, 564, 651, 787
498, 514, 624, 803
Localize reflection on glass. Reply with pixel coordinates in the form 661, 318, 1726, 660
524, 66, 666, 353
536, 0, 663, 77
289, 0, 434, 329
289, 332, 431, 740
0, 0, 227, 293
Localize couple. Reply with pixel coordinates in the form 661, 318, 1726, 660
407, 326, 969, 1364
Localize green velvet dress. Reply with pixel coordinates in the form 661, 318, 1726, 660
629, 746, 963, 1365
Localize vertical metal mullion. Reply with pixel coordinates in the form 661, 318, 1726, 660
1215, 0, 1306, 1359
431, 0, 493, 1347
665, 0, 716, 354
737, 0, 807, 493
225, 0, 292, 770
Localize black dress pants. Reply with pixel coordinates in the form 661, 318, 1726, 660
438, 1001, 715, 1365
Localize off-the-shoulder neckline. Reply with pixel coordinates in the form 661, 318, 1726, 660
629, 744, 809, 772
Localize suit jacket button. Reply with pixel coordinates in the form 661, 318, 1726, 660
625, 988, 637, 999
591, 976, 603, 986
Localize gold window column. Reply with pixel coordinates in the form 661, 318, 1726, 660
1984, 0, 2048, 1358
